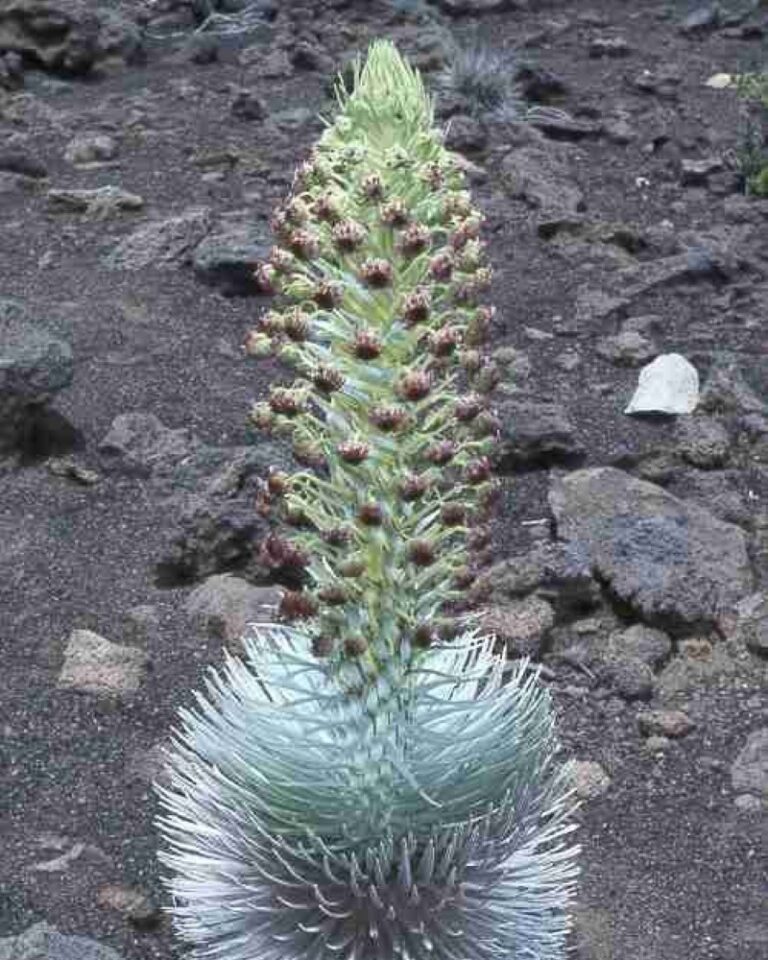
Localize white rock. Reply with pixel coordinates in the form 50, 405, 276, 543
570, 760, 611, 800
624, 353, 699, 415
57, 629, 149, 697
705, 73, 733, 89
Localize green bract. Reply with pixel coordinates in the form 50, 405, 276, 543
157, 41, 579, 960
246, 40, 501, 678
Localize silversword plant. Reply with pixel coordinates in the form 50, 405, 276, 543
157, 40, 579, 960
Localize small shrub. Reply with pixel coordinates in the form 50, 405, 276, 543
446, 40, 522, 119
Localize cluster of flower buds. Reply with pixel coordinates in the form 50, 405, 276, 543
243, 77, 502, 676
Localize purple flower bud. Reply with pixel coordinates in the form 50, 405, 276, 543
358, 502, 383, 526
359, 258, 394, 288
408, 539, 436, 567
332, 219, 367, 252
353, 329, 383, 360
398, 370, 431, 401
337, 441, 370, 464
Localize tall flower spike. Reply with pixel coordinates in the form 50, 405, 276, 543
159, 40, 578, 960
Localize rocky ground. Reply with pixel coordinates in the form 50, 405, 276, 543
2, 0, 768, 958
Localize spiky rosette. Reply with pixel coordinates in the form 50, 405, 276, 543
157, 627, 579, 960
245, 41, 501, 668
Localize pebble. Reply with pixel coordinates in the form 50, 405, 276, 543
57, 629, 150, 697
638, 709, 695, 738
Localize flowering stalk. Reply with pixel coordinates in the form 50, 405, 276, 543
158, 41, 579, 960
247, 42, 501, 679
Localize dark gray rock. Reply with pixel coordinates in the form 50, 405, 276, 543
0, 150, 47, 178
680, 3, 721, 34
64, 133, 118, 166
675, 417, 730, 468
186, 574, 281, 645
0, 1, 142, 76
513, 63, 568, 103
733, 594, 768, 658
500, 144, 585, 217
496, 399, 584, 469
96, 884, 161, 930
0, 50, 24, 88
630, 67, 682, 99
731, 728, 768, 798
99, 413, 199, 478
438, 0, 518, 12
473, 541, 600, 616
0, 298, 73, 452
480, 596, 555, 658
601, 656, 654, 701
527, 113, 602, 142
596, 331, 657, 367
0, 923, 125, 959
588, 36, 632, 58
549, 467, 754, 630
667, 470, 749, 526
681, 157, 724, 187
444, 114, 487, 153
606, 624, 672, 669
157, 443, 290, 583
186, 32, 220, 65
104, 208, 212, 271
699, 359, 767, 416
638, 709, 695, 738
230, 87, 267, 121
192, 223, 271, 296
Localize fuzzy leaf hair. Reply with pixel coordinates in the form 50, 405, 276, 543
158, 629, 579, 960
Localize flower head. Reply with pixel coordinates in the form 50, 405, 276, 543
358, 501, 383, 525
408, 538, 436, 566
360, 173, 384, 200
344, 635, 368, 657
332, 219, 367, 252
429, 251, 454, 282
279, 590, 317, 620
313, 364, 344, 393
400, 473, 430, 501
455, 394, 484, 422
283, 309, 311, 342
427, 326, 462, 356
318, 584, 349, 606
401, 288, 431, 326
370, 405, 407, 432
426, 440, 456, 465
399, 223, 431, 258
465, 456, 492, 485
312, 635, 335, 657
311, 193, 342, 223
289, 229, 320, 260
268, 246, 295, 271
254, 262, 279, 294
440, 502, 466, 526
353, 329, 383, 360
269, 388, 305, 417
337, 440, 370, 464
381, 199, 409, 227
398, 370, 431, 401
314, 280, 344, 309
359, 258, 394, 288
